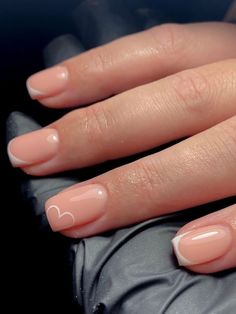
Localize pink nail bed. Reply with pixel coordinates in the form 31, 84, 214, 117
26, 65, 69, 99
7, 128, 59, 167
172, 225, 232, 266
45, 184, 108, 232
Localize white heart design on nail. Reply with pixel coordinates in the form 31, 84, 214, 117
46, 205, 75, 231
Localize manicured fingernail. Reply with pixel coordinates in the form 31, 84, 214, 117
45, 184, 108, 232
26, 65, 69, 99
172, 225, 232, 266
7, 128, 59, 167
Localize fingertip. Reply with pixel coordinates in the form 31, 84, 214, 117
26, 66, 69, 101
172, 205, 236, 273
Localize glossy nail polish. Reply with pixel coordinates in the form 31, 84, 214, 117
27, 65, 69, 99
45, 184, 108, 231
8, 128, 59, 167
172, 225, 232, 266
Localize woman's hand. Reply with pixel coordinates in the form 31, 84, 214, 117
8, 22, 236, 273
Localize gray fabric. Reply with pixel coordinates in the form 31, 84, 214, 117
6, 1, 236, 313
73, 210, 236, 314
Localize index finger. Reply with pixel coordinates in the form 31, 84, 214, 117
27, 22, 236, 108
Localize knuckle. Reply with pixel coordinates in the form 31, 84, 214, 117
148, 23, 188, 56
66, 47, 114, 84
131, 159, 164, 204
85, 106, 108, 142
171, 69, 211, 116
216, 116, 236, 162
75, 46, 115, 93
57, 105, 116, 163
89, 47, 113, 74
83, 105, 116, 152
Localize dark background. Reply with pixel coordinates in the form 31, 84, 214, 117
0, 0, 231, 312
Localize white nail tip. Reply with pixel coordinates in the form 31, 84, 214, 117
172, 231, 193, 266
26, 81, 44, 98
7, 143, 30, 167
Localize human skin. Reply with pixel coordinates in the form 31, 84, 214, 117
7, 22, 236, 273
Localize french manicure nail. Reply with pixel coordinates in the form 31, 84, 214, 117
172, 225, 232, 266
7, 128, 59, 167
45, 184, 108, 232
26, 65, 69, 99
